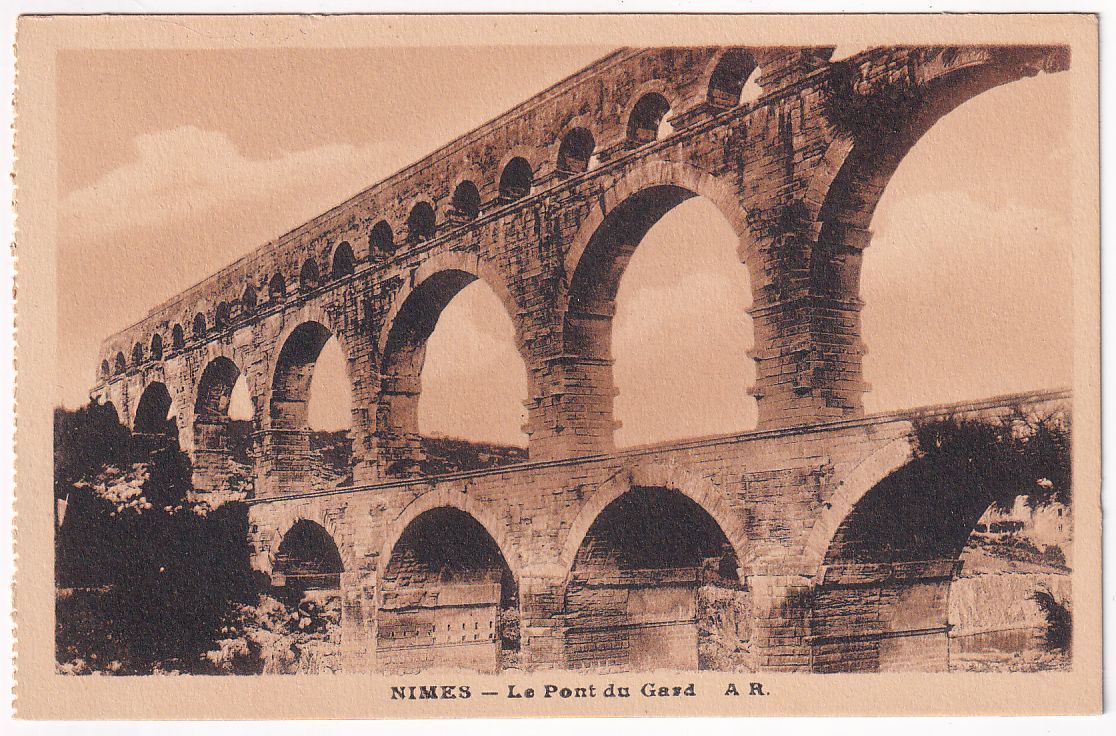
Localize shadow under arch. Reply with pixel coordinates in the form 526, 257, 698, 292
805, 418, 1061, 674
376, 492, 521, 673
132, 380, 177, 437
558, 473, 747, 672
272, 518, 344, 602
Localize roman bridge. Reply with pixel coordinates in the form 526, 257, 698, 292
90, 44, 1071, 673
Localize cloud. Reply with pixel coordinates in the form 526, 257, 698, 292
61, 125, 403, 247
55, 126, 407, 409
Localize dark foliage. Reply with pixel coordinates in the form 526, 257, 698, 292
53, 403, 131, 501
1030, 589, 1072, 651
829, 406, 1070, 564
913, 406, 1071, 510
820, 56, 927, 143
55, 403, 262, 674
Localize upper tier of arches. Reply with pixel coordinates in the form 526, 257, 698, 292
93, 44, 1068, 450
94, 46, 776, 376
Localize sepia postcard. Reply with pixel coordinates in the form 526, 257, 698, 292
12, 13, 1100, 719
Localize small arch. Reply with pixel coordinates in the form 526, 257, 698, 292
369, 220, 395, 258
215, 301, 232, 329
150, 333, 164, 361
171, 324, 185, 350
627, 92, 672, 145
708, 49, 759, 108
451, 181, 481, 221
114, 351, 126, 374
100, 359, 111, 379
273, 519, 344, 601
242, 283, 258, 315
498, 157, 533, 202
557, 127, 596, 175
131, 342, 144, 367
192, 313, 207, 339
331, 241, 355, 279
299, 258, 320, 293
269, 272, 287, 302
406, 201, 436, 243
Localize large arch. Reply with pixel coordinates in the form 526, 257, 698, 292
560, 481, 746, 671
557, 464, 747, 576
557, 161, 759, 448
376, 498, 520, 674
190, 354, 247, 496
375, 252, 529, 475
805, 415, 1064, 674
809, 47, 1070, 296
194, 356, 241, 429
260, 311, 356, 494
268, 317, 353, 432
272, 518, 344, 601
132, 381, 176, 436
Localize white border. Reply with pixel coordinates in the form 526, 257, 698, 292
1, 1, 1111, 733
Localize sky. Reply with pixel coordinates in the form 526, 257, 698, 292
56, 46, 1073, 447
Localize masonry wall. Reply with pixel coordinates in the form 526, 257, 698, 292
89, 43, 1070, 673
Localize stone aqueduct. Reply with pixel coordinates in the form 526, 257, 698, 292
92, 45, 1070, 673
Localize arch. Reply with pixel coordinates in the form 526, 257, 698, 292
150, 332, 164, 361
810, 47, 1069, 289
266, 509, 353, 575
557, 127, 595, 175
375, 253, 530, 473
498, 156, 532, 202
131, 342, 144, 366
273, 519, 344, 599
242, 283, 258, 315
171, 324, 185, 351
194, 355, 241, 420
192, 312, 206, 339
707, 48, 759, 107
626, 92, 671, 145
268, 316, 352, 432
561, 480, 744, 671
558, 464, 747, 576
215, 301, 232, 329
299, 257, 320, 293
562, 160, 756, 292
802, 437, 915, 575
100, 400, 121, 424
377, 489, 521, 581
133, 381, 175, 435
369, 220, 395, 258
100, 359, 111, 379
377, 251, 524, 365
330, 241, 355, 279
377, 499, 520, 673
450, 180, 481, 221
406, 201, 436, 243
113, 351, 126, 374
556, 162, 757, 445
268, 272, 287, 302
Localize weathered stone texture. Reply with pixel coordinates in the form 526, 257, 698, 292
90, 44, 1070, 672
